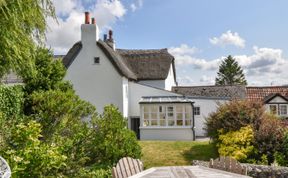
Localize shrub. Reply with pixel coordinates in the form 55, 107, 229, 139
217, 125, 255, 161
28, 89, 96, 139
1, 120, 66, 177
205, 100, 264, 140
254, 114, 286, 164
275, 132, 288, 166
0, 85, 24, 118
89, 105, 142, 165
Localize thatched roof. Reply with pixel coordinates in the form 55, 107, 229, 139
62, 40, 176, 81
117, 48, 176, 81
172, 85, 246, 99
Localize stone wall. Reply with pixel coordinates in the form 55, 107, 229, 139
192, 160, 288, 178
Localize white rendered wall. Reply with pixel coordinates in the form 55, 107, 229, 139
192, 98, 227, 136
140, 128, 193, 140
65, 24, 123, 114
122, 77, 129, 118
128, 82, 181, 117
165, 64, 176, 91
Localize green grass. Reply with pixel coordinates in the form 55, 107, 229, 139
139, 141, 218, 168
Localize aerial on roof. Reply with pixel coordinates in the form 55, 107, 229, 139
62, 40, 176, 81
172, 85, 246, 99
246, 86, 288, 102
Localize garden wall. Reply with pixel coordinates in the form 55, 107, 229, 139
192, 160, 288, 178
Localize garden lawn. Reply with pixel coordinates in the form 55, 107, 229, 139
139, 141, 217, 168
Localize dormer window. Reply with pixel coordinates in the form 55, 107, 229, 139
94, 57, 100, 64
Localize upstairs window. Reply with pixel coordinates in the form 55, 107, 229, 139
94, 57, 100, 64
279, 105, 288, 116
269, 105, 277, 115
194, 107, 200, 115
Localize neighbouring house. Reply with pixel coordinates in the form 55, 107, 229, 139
173, 85, 288, 120
1, 72, 22, 85
246, 86, 288, 117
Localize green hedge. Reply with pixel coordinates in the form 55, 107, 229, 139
0, 85, 24, 118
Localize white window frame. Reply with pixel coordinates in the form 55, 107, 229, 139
141, 104, 193, 128
279, 104, 288, 116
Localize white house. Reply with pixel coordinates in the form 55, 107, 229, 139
62, 12, 232, 140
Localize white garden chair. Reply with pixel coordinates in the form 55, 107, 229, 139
0, 156, 11, 178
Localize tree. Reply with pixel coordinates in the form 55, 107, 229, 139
215, 55, 247, 85
0, 0, 55, 78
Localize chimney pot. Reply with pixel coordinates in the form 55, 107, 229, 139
91, 17, 95, 24
109, 30, 113, 40
85, 12, 90, 24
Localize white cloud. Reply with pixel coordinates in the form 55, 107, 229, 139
200, 75, 215, 85
52, 0, 76, 16
169, 44, 199, 56
177, 75, 194, 86
46, 0, 127, 54
168, 44, 220, 70
209, 30, 245, 48
170, 43, 288, 86
130, 0, 143, 12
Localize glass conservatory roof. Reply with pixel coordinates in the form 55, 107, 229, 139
139, 96, 194, 104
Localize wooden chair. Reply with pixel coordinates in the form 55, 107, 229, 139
112, 157, 144, 178
0, 156, 11, 178
209, 156, 247, 175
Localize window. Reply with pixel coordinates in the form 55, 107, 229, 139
159, 106, 166, 126
176, 105, 184, 126
150, 106, 158, 126
194, 107, 200, 115
141, 104, 193, 127
143, 106, 149, 126
269, 105, 277, 115
185, 105, 192, 126
279, 105, 288, 116
94, 57, 100, 64
167, 106, 174, 126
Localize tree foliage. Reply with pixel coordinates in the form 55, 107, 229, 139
0, 0, 55, 78
215, 55, 247, 85
22, 48, 71, 95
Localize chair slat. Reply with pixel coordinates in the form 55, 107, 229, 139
112, 157, 143, 178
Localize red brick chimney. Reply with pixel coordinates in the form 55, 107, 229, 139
85, 12, 90, 24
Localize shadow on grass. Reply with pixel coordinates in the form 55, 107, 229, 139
182, 142, 218, 163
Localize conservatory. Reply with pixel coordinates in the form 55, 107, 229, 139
139, 96, 195, 140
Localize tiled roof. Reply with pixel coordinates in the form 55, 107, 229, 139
172, 85, 246, 99
246, 86, 288, 102
63, 40, 176, 81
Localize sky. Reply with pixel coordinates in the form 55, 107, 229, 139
46, 0, 288, 86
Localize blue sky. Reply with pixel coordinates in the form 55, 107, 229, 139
46, 0, 288, 86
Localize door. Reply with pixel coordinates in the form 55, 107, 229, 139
131, 117, 140, 139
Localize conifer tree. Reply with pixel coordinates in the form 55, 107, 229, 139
215, 55, 247, 85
